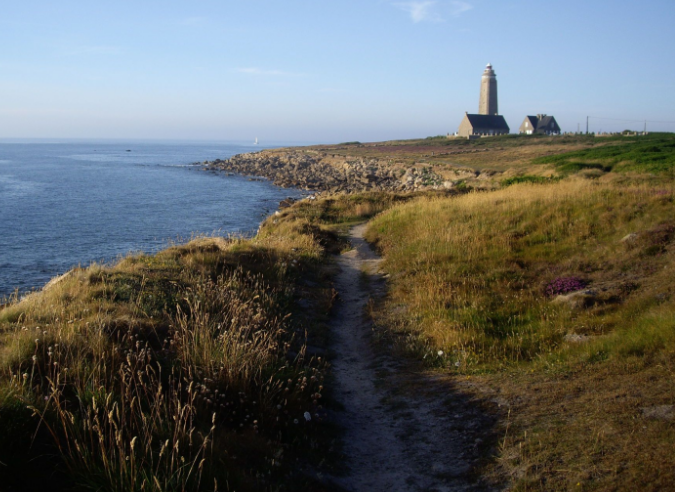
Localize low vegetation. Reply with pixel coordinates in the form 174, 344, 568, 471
365, 175, 675, 489
2, 133, 673, 491
500, 175, 559, 187
0, 220, 341, 490
0, 191, 409, 491
310, 133, 600, 172
534, 133, 675, 175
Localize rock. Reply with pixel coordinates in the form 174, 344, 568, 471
44, 271, 74, 291
641, 405, 674, 421
552, 290, 596, 309
620, 233, 638, 244
564, 333, 590, 343
205, 149, 455, 193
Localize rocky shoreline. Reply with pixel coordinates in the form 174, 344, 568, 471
203, 149, 483, 194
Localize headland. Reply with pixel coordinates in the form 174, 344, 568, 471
1, 132, 674, 491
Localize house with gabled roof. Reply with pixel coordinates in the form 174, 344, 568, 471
520, 114, 561, 135
458, 113, 510, 137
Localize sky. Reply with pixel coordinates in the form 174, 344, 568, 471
1, 0, 674, 143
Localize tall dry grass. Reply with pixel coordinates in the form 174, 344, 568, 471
0, 231, 329, 491
367, 178, 675, 368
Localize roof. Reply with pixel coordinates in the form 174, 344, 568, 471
524, 115, 538, 127
538, 115, 558, 129
525, 115, 560, 130
464, 114, 510, 131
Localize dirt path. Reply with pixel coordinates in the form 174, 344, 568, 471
328, 224, 495, 492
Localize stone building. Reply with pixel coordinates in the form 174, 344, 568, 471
458, 113, 510, 137
458, 64, 510, 138
519, 114, 561, 135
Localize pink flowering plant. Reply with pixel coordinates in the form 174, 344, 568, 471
545, 276, 588, 297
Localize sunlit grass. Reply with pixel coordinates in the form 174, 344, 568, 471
364, 176, 675, 489
366, 179, 675, 369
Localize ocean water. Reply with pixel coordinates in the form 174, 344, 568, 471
0, 141, 305, 298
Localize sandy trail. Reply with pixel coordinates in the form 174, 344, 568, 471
328, 224, 493, 492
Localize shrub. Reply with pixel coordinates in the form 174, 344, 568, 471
544, 276, 588, 297
501, 175, 557, 187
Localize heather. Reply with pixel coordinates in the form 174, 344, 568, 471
544, 276, 588, 296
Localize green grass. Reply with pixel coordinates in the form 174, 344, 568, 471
396, 133, 597, 149
534, 133, 675, 174
501, 175, 560, 187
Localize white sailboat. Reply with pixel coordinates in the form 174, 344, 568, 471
254, 137, 259, 145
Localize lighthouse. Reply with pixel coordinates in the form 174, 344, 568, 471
457, 63, 509, 138
479, 63, 498, 116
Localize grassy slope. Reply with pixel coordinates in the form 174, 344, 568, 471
0, 203, 376, 491
363, 139, 675, 490
534, 133, 675, 175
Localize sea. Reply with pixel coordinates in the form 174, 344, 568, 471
0, 141, 307, 298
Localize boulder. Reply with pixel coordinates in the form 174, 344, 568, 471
641, 405, 674, 421
620, 233, 638, 244
552, 290, 597, 310
564, 333, 590, 343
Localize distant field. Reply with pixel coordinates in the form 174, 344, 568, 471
534, 133, 675, 175
306, 134, 599, 172
304, 133, 675, 176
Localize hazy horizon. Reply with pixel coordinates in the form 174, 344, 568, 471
2, 0, 674, 141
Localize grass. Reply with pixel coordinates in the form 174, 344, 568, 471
280, 192, 416, 228
3, 134, 674, 490
534, 133, 675, 175
364, 176, 675, 490
501, 175, 559, 187
0, 224, 337, 490
303, 134, 602, 173
0, 190, 409, 491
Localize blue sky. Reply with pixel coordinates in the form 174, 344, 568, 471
1, 0, 674, 142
